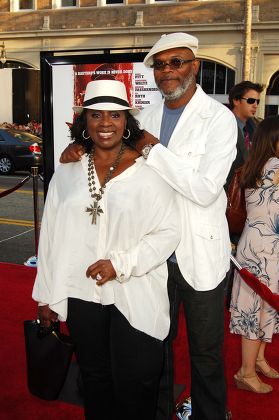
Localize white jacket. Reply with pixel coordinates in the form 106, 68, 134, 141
137, 85, 237, 291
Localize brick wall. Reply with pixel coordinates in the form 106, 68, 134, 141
37, 0, 52, 10
0, 0, 9, 12
0, 1, 278, 33
0, 2, 242, 32
258, 0, 279, 21
80, 0, 98, 6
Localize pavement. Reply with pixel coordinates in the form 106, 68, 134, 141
0, 172, 44, 266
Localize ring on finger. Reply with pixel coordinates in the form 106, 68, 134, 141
96, 273, 102, 281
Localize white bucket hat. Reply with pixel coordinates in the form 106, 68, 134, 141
73, 79, 139, 116
144, 32, 199, 68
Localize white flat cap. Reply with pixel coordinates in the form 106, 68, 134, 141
144, 32, 199, 68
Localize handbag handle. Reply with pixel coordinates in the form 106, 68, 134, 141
36, 319, 60, 338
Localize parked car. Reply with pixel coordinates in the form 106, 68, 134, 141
0, 128, 43, 175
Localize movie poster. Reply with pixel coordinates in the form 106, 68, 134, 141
52, 61, 161, 168
73, 62, 161, 111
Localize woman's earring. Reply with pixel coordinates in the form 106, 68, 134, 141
122, 128, 130, 140
82, 129, 91, 140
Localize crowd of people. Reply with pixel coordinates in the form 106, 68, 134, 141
0, 120, 42, 137
31, 31, 278, 420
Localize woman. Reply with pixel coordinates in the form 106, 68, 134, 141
32, 79, 179, 420
230, 115, 279, 394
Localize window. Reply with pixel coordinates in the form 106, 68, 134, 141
52, 0, 78, 7
265, 71, 279, 117
197, 60, 235, 96
19, 0, 34, 9
199, 61, 215, 94
266, 71, 279, 96
215, 64, 226, 94
106, 0, 123, 4
10, 0, 35, 11
146, 0, 175, 3
2, 61, 32, 69
61, 0, 77, 6
97, 0, 123, 5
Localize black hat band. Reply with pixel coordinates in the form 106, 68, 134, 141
83, 96, 130, 108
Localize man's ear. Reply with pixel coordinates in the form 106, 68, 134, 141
193, 59, 200, 76
233, 98, 240, 108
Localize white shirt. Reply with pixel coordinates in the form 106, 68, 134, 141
32, 156, 179, 340
137, 85, 238, 291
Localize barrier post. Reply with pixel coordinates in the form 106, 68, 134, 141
31, 166, 40, 256
24, 167, 40, 267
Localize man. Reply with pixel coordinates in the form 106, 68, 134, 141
60, 33, 237, 420
224, 82, 263, 308
226, 81, 263, 187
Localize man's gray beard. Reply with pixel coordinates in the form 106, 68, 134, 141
159, 72, 195, 102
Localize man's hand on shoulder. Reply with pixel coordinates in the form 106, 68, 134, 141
60, 143, 85, 163
135, 130, 160, 156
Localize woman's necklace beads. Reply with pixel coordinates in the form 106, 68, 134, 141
86, 143, 126, 224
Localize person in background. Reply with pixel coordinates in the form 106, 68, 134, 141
226, 81, 263, 188
60, 32, 237, 420
230, 115, 279, 394
224, 81, 263, 308
33, 79, 179, 420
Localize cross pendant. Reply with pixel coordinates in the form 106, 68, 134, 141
85, 201, 103, 224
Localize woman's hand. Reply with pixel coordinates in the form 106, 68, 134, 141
38, 305, 58, 328
60, 144, 85, 163
86, 259, 117, 286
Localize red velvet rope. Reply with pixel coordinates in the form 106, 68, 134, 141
0, 175, 31, 198
239, 268, 279, 312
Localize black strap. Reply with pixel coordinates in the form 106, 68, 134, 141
83, 96, 129, 108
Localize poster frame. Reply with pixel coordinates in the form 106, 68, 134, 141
40, 49, 149, 196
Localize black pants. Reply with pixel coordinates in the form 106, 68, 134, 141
156, 262, 227, 420
67, 298, 163, 420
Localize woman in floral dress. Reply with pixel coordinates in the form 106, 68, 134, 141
230, 115, 279, 394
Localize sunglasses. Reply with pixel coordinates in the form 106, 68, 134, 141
151, 58, 195, 71
241, 97, 260, 105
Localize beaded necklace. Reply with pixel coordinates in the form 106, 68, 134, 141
85, 142, 126, 224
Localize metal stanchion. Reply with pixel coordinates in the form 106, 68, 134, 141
24, 166, 40, 267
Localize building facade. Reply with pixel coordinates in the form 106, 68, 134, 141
0, 0, 278, 121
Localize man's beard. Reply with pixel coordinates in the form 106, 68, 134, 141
158, 70, 195, 102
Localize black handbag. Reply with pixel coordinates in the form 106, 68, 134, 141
226, 167, 247, 236
24, 319, 74, 400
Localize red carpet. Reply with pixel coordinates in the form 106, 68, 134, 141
0, 262, 278, 420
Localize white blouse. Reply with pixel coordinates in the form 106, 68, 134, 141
32, 155, 179, 340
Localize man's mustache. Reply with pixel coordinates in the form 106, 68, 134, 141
158, 76, 178, 82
